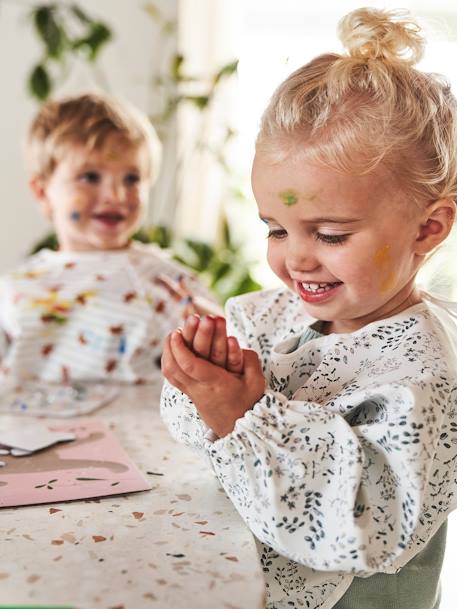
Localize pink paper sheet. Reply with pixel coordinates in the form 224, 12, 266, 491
0, 419, 151, 507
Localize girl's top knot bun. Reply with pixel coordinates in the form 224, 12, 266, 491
338, 7, 425, 66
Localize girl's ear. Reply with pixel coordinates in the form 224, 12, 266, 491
414, 199, 456, 255
29, 175, 52, 220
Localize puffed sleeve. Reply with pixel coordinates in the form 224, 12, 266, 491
160, 379, 210, 450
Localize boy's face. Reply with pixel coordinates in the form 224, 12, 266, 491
32, 135, 151, 252
252, 151, 428, 334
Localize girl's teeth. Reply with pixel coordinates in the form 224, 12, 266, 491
301, 282, 336, 293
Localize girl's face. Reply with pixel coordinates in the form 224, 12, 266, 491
252, 152, 425, 333
36, 134, 150, 252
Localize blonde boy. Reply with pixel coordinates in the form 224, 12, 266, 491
0, 92, 213, 384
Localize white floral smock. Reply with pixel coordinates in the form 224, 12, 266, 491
161, 287, 457, 608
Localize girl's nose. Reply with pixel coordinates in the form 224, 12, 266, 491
286, 243, 319, 273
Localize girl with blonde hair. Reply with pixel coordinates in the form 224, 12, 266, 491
161, 8, 457, 608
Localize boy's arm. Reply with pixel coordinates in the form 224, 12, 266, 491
155, 273, 223, 317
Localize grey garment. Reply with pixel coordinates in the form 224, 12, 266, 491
291, 322, 447, 609
333, 520, 447, 609
286, 321, 325, 353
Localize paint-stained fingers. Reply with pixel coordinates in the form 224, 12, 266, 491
155, 274, 183, 301
155, 274, 200, 318
191, 315, 216, 359
182, 314, 200, 347
226, 336, 244, 374
209, 317, 228, 368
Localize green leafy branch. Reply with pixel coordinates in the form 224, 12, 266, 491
28, 3, 112, 101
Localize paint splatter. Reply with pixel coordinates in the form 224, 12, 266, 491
124, 291, 137, 303
104, 150, 120, 161
279, 189, 298, 206
106, 359, 117, 373
380, 271, 396, 293
373, 244, 391, 267
373, 245, 396, 292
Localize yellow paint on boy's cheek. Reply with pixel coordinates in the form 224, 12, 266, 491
372, 245, 396, 293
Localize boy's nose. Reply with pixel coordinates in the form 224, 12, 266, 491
102, 179, 125, 205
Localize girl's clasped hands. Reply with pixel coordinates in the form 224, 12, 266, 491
161, 315, 265, 438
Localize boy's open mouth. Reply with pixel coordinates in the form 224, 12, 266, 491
92, 212, 126, 226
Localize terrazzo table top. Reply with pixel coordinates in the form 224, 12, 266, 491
0, 384, 266, 609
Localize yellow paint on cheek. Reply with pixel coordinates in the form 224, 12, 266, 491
373, 244, 391, 267
380, 271, 397, 293
372, 245, 396, 293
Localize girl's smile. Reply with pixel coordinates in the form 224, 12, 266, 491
252, 151, 425, 334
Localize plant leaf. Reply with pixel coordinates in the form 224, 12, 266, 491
184, 95, 211, 110
28, 64, 52, 101
171, 53, 184, 81
70, 4, 91, 24
213, 59, 238, 85
33, 6, 66, 60
73, 22, 112, 61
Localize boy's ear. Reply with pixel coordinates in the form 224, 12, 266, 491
414, 199, 456, 255
29, 174, 52, 219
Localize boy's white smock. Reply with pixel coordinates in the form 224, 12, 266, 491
0, 242, 205, 384
161, 288, 457, 609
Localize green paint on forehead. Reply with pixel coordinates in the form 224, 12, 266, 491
279, 189, 299, 206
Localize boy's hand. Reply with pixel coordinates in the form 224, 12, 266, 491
155, 274, 223, 317
182, 314, 244, 374
162, 330, 265, 438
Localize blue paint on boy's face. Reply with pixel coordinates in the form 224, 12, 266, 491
70, 210, 81, 222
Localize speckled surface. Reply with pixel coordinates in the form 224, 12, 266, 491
0, 385, 266, 609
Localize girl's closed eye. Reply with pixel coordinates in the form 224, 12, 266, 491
266, 227, 287, 240
79, 171, 100, 184
315, 232, 350, 245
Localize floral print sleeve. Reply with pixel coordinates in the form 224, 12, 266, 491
160, 288, 457, 608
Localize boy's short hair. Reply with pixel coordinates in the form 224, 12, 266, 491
26, 92, 162, 182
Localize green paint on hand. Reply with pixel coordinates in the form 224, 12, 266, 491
279, 190, 298, 206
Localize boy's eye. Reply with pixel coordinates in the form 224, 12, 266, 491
124, 173, 140, 185
79, 171, 100, 184
315, 232, 349, 245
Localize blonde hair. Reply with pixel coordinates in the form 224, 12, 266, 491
26, 92, 162, 183
256, 8, 457, 206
